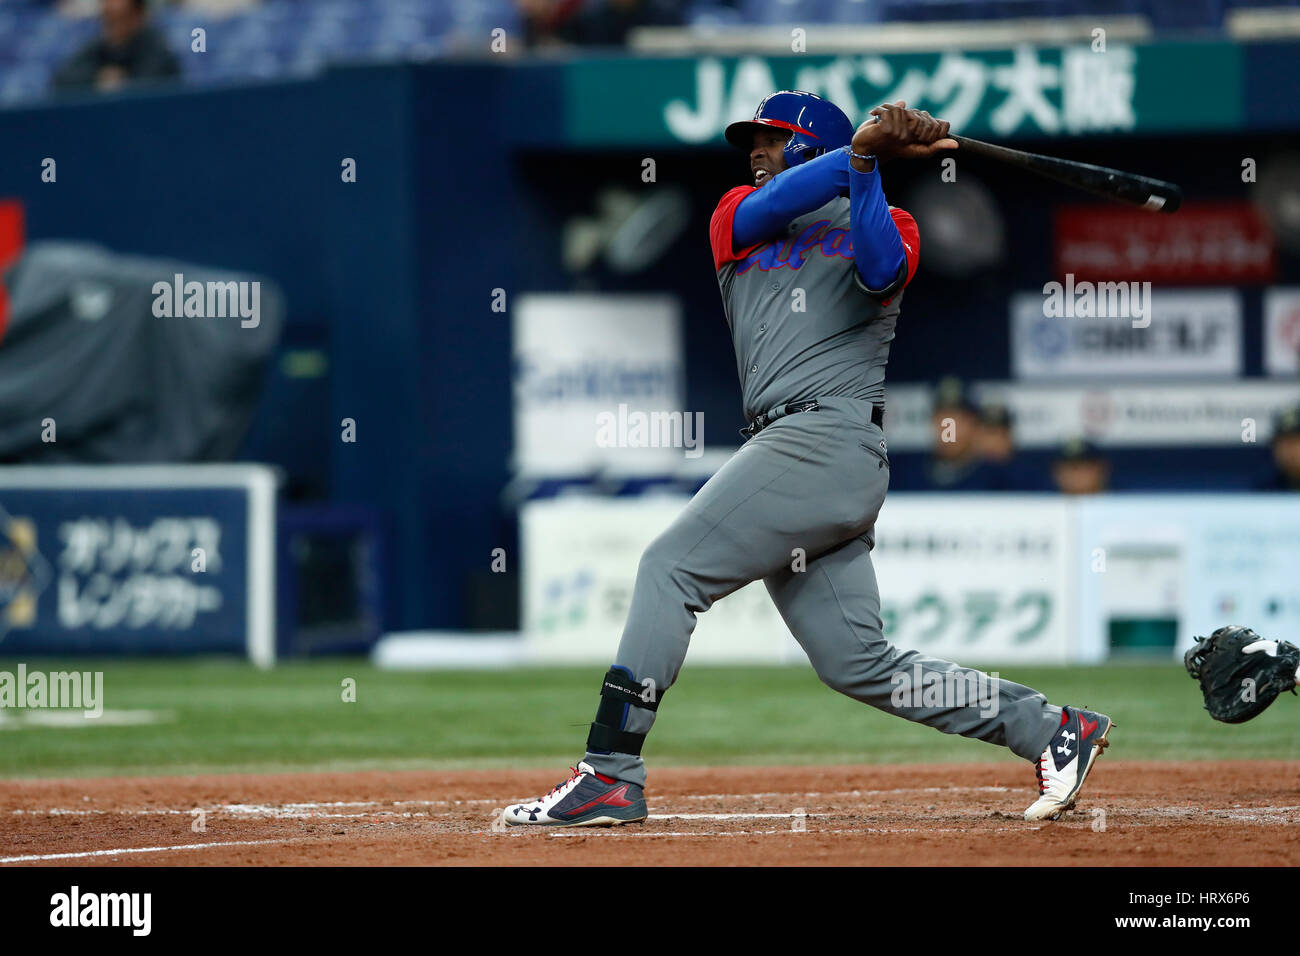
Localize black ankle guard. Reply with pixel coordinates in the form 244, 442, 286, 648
585, 667, 663, 757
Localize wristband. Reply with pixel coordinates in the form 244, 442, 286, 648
848, 149, 876, 163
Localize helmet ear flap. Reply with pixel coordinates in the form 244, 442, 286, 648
783, 140, 823, 167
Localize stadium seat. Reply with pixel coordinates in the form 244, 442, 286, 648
738, 0, 837, 26
686, 2, 748, 28
822, 0, 886, 25
0, 0, 1273, 107
0, 65, 48, 106
1144, 0, 1226, 30
880, 0, 1059, 23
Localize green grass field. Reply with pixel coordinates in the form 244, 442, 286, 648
1, 658, 1296, 779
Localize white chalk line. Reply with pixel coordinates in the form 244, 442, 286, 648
652, 812, 816, 820
13, 799, 1300, 826
0, 709, 176, 731
10, 801, 1300, 832
10, 799, 482, 819
547, 826, 1040, 838
1111, 806, 1300, 825
5, 787, 1016, 819
9, 794, 1296, 861
676, 786, 1014, 801
0, 838, 302, 865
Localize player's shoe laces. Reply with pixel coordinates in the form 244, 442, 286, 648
502, 761, 648, 827
1024, 706, 1113, 822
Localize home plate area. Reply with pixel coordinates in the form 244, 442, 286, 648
2, 762, 1297, 866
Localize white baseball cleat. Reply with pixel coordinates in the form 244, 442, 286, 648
502, 761, 648, 828
1024, 706, 1113, 822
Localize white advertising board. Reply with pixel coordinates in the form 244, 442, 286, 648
1074, 495, 1300, 662
972, 381, 1300, 447
522, 494, 1075, 665
885, 381, 1300, 452
1264, 287, 1300, 377
1011, 289, 1242, 381
512, 294, 685, 477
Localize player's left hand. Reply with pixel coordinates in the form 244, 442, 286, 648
852, 101, 958, 165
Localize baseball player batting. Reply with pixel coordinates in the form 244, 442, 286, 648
505, 91, 1112, 828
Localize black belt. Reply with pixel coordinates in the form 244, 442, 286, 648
740, 401, 884, 440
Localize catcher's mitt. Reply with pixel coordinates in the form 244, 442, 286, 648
1184, 625, 1300, 723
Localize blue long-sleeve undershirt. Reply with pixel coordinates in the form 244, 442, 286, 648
732, 146, 906, 292
848, 162, 907, 292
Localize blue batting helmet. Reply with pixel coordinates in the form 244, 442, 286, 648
724, 90, 855, 167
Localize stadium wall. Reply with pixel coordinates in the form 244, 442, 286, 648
1, 44, 1299, 634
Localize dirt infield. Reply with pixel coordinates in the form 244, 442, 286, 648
1, 760, 1297, 866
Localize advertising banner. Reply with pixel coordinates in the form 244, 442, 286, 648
885, 380, 1296, 452
0, 466, 276, 664
1054, 202, 1274, 285
562, 42, 1241, 146
879, 383, 936, 453
522, 497, 796, 664
1074, 496, 1300, 662
973, 380, 1300, 447
1264, 287, 1300, 376
872, 496, 1075, 663
1010, 288, 1242, 380
522, 494, 1075, 665
512, 294, 686, 477
524, 493, 1298, 666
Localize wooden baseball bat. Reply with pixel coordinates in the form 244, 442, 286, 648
950, 134, 1183, 213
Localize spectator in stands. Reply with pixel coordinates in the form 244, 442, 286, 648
520, 0, 682, 47
918, 378, 1003, 491
51, 0, 180, 95
977, 402, 1014, 465
1259, 404, 1300, 491
1051, 438, 1110, 495
976, 402, 1038, 491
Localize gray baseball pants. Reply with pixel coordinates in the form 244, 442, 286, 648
584, 396, 1062, 788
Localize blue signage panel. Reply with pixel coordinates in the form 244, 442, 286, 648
0, 467, 275, 658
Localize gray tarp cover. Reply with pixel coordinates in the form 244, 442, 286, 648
0, 241, 283, 462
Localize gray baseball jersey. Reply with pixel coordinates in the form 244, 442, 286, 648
709, 190, 917, 421
582, 180, 1061, 789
